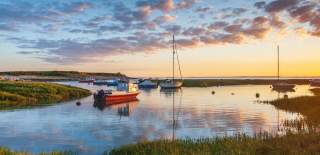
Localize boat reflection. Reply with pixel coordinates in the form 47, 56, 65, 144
93, 100, 139, 117
272, 88, 295, 93
168, 89, 183, 140
160, 88, 182, 97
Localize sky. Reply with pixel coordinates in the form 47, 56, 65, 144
0, 0, 320, 77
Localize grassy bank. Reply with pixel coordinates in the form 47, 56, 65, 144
0, 81, 91, 109
268, 88, 320, 128
107, 132, 320, 155
0, 71, 127, 81
182, 79, 310, 87
0, 147, 74, 155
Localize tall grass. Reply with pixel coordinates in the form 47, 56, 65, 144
268, 88, 320, 127
0, 81, 91, 109
0, 147, 75, 155
107, 132, 320, 155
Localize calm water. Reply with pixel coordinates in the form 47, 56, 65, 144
0, 82, 313, 155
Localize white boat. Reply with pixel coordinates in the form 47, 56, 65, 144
160, 35, 183, 89
138, 79, 158, 88
160, 80, 183, 89
272, 45, 295, 91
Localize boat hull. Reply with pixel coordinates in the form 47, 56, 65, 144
160, 81, 183, 89
138, 84, 158, 89
105, 92, 139, 104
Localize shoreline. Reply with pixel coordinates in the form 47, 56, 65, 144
0, 81, 91, 110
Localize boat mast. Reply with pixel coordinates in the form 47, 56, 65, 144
172, 34, 175, 82
277, 45, 280, 82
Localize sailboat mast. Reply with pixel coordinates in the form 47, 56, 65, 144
277, 45, 280, 81
172, 35, 175, 82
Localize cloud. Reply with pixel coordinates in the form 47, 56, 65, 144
164, 25, 182, 34
153, 14, 176, 24
195, 6, 212, 13
182, 27, 207, 36
0, 23, 18, 31
136, 0, 174, 13
58, 2, 93, 14
254, 1, 266, 9
258, 0, 320, 37
219, 7, 248, 19
265, 0, 298, 13
208, 21, 229, 30
176, 0, 198, 10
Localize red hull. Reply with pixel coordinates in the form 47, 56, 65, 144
105, 92, 139, 104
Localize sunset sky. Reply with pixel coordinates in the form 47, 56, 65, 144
0, 0, 319, 77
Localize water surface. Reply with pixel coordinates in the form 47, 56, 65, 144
0, 82, 313, 154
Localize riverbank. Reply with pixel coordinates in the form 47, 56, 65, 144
107, 132, 320, 155
0, 147, 74, 155
268, 88, 320, 127
0, 71, 127, 81
0, 81, 91, 110
182, 79, 311, 87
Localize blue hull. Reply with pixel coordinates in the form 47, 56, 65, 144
138, 85, 158, 89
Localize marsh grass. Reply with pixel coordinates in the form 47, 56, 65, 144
0, 81, 91, 109
107, 132, 320, 155
0, 147, 75, 155
268, 88, 320, 127
107, 88, 320, 155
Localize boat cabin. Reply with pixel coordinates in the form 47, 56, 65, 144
117, 82, 138, 93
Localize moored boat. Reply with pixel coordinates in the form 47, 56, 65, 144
106, 79, 119, 86
160, 79, 182, 89
93, 80, 109, 85
160, 34, 183, 89
94, 82, 139, 105
271, 45, 295, 91
138, 79, 158, 88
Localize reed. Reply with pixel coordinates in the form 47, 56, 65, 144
0, 147, 75, 155
268, 88, 320, 126
0, 81, 91, 109
106, 132, 320, 155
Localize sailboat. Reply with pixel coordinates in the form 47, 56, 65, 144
272, 45, 295, 91
160, 35, 183, 89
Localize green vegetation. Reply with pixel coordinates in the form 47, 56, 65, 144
107, 132, 320, 155
182, 79, 310, 87
0, 71, 126, 78
0, 147, 75, 155
107, 87, 320, 155
0, 71, 127, 81
268, 88, 320, 128
0, 81, 91, 109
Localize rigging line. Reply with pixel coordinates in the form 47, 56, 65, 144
175, 44, 183, 80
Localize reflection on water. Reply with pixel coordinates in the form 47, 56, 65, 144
0, 82, 314, 155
